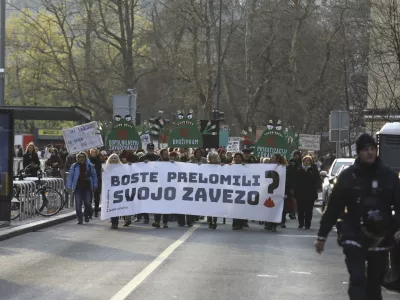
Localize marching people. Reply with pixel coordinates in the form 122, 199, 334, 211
232, 152, 246, 230
295, 155, 321, 229
286, 150, 302, 220
106, 154, 125, 229
23, 143, 41, 176
66, 152, 98, 225
315, 133, 400, 300
264, 154, 288, 232
89, 149, 103, 218
207, 152, 219, 229
137, 143, 160, 224
152, 149, 173, 229
190, 148, 207, 164
45, 148, 63, 178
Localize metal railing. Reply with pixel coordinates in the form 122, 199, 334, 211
12, 177, 67, 221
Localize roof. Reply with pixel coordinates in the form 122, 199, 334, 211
377, 122, 400, 135
6, 105, 92, 122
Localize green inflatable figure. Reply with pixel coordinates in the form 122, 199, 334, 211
254, 120, 289, 158
168, 110, 203, 148
106, 114, 142, 151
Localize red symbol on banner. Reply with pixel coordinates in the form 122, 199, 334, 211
265, 136, 276, 147
264, 197, 275, 208
118, 130, 128, 140
180, 128, 189, 137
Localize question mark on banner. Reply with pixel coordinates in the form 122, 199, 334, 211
265, 170, 280, 194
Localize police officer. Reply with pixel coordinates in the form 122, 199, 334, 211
314, 133, 400, 300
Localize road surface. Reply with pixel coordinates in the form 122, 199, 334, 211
0, 210, 398, 300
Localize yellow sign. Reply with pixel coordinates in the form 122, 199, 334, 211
38, 129, 63, 136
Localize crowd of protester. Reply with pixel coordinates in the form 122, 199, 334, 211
18, 141, 328, 231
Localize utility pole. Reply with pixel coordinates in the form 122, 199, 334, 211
214, 0, 222, 117
0, 0, 5, 106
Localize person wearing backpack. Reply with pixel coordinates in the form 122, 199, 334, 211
66, 152, 98, 224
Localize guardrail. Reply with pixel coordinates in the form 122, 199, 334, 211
12, 177, 68, 221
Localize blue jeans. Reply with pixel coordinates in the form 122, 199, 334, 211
75, 188, 92, 222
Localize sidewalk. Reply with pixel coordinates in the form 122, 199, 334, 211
0, 208, 76, 242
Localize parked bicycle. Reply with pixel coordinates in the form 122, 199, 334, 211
11, 169, 64, 220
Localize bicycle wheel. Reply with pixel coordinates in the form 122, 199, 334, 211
10, 186, 21, 220
35, 187, 64, 217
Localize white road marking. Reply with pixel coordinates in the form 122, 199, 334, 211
290, 271, 311, 275
110, 224, 199, 300
257, 274, 278, 278
278, 234, 316, 238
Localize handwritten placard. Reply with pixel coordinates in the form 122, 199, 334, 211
299, 134, 321, 151
63, 122, 104, 154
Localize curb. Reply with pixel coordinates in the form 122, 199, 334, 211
0, 211, 76, 242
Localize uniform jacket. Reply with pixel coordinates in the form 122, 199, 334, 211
318, 158, 400, 248
66, 160, 98, 192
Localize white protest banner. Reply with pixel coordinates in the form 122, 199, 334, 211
299, 134, 321, 151
227, 137, 240, 152
63, 122, 103, 154
101, 162, 285, 222
140, 134, 151, 149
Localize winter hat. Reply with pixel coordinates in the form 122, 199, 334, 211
356, 133, 377, 154
302, 155, 313, 163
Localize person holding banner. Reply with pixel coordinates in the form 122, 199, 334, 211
66, 152, 98, 225
89, 149, 103, 218
207, 152, 220, 229
232, 152, 246, 230
152, 149, 173, 229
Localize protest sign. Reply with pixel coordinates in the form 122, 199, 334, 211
101, 162, 286, 222
140, 134, 151, 149
299, 134, 321, 151
227, 137, 240, 152
168, 110, 203, 148
106, 115, 141, 151
62, 122, 103, 154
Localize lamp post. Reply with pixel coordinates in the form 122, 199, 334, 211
214, 0, 222, 118
0, 0, 5, 106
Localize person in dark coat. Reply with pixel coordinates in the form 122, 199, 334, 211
45, 148, 64, 178
89, 149, 102, 218
294, 155, 321, 229
23, 143, 41, 176
315, 133, 400, 300
286, 150, 302, 220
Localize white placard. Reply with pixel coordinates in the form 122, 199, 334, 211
62, 122, 104, 154
227, 137, 240, 152
101, 162, 286, 222
299, 134, 321, 151
140, 134, 151, 150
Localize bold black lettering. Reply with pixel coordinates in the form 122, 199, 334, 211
140, 172, 150, 182
265, 170, 280, 194
252, 175, 260, 186
150, 172, 158, 183
182, 187, 193, 201
125, 188, 136, 201
113, 190, 123, 203
188, 172, 197, 183
209, 189, 221, 202
209, 174, 219, 184
198, 173, 208, 183
195, 188, 207, 202
131, 173, 139, 184
138, 187, 149, 200
223, 189, 233, 203
178, 172, 188, 183
241, 176, 251, 186
234, 190, 246, 204
167, 172, 177, 182
151, 187, 162, 200
247, 191, 259, 205
121, 175, 130, 185
164, 187, 176, 200
111, 176, 120, 187
220, 175, 231, 185
232, 175, 241, 186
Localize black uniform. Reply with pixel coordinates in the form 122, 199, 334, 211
318, 158, 400, 300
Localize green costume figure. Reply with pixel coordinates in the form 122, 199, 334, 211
106, 115, 142, 151
254, 120, 289, 158
168, 110, 203, 148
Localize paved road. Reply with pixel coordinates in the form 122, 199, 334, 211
0, 210, 398, 300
